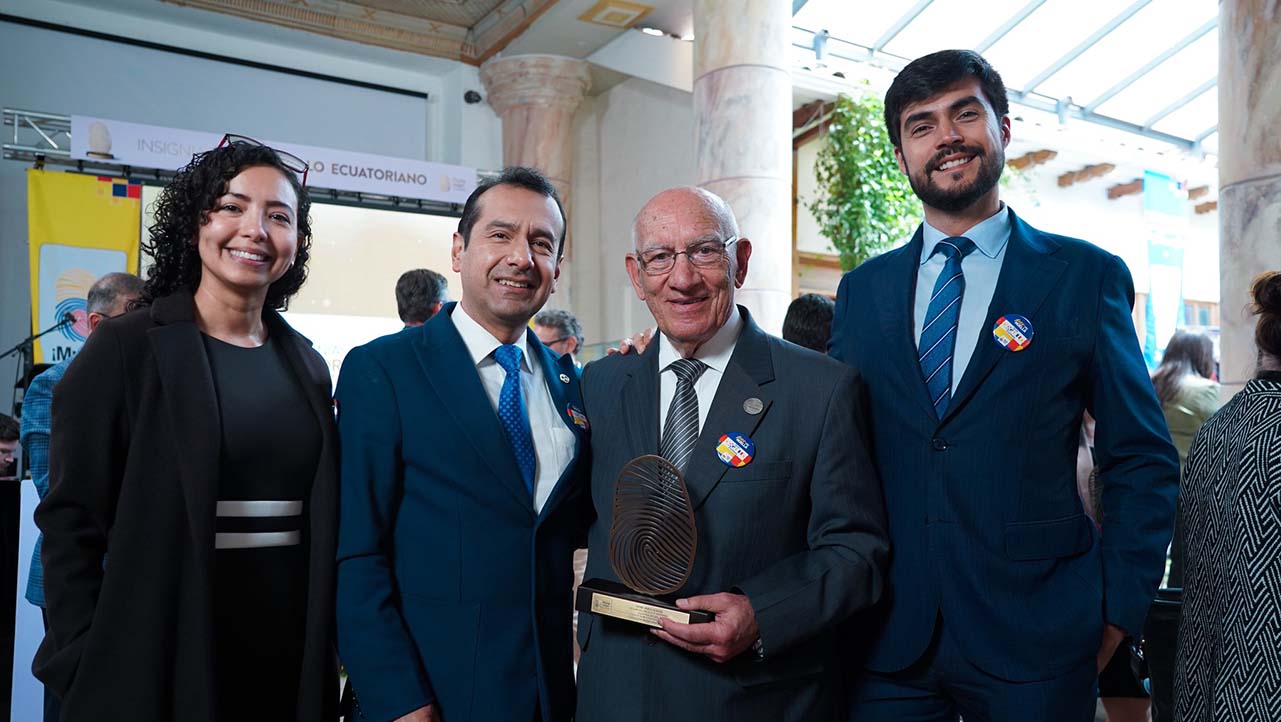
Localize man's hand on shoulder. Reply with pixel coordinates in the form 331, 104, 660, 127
607, 328, 654, 356
653, 592, 759, 663
395, 704, 440, 722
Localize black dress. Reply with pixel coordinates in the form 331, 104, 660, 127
203, 334, 321, 722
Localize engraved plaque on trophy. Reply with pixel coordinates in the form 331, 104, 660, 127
575, 454, 714, 627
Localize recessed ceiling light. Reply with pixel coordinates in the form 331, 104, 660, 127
640, 27, 664, 36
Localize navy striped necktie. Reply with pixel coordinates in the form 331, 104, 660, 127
919, 236, 977, 419
660, 358, 707, 472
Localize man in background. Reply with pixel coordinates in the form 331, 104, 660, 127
534, 308, 584, 365
782, 293, 835, 354
19, 271, 143, 722
395, 268, 449, 328
0, 415, 17, 476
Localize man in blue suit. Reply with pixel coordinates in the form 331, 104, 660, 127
832, 50, 1179, 721
336, 167, 590, 722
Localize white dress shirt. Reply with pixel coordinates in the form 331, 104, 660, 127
452, 304, 575, 513
912, 204, 1012, 394
657, 305, 744, 438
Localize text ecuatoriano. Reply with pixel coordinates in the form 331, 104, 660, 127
324, 163, 428, 185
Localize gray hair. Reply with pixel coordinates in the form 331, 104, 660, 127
86, 272, 144, 315
533, 308, 584, 348
631, 186, 740, 250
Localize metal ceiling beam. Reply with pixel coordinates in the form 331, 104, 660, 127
1143, 77, 1216, 129
1083, 17, 1217, 113
792, 0, 811, 15
975, 0, 1048, 52
871, 0, 935, 52
1194, 125, 1217, 142
1022, 0, 1151, 94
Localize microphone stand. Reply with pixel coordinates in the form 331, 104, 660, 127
3, 316, 72, 417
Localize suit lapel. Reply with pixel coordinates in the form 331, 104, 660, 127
685, 310, 774, 511
146, 294, 220, 571
535, 337, 587, 523
621, 342, 661, 460
268, 312, 334, 437
945, 210, 1067, 421
875, 228, 939, 420
415, 305, 532, 511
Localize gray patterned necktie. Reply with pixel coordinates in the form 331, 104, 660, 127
660, 358, 708, 472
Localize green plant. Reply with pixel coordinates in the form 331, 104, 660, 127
807, 86, 920, 270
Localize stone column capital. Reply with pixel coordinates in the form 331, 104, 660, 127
480, 54, 592, 115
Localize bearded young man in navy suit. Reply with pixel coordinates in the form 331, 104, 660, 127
336, 167, 589, 722
831, 49, 1178, 722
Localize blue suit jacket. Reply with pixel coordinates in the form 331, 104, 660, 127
830, 209, 1178, 682
335, 303, 590, 722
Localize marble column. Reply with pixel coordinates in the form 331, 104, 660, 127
693, 0, 792, 333
479, 54, 590, 250
1219, 0, 1281, 395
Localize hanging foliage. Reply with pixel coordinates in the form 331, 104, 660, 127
807, 86, 920, 271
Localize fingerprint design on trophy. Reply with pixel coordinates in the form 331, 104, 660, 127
608, 454, 698, 596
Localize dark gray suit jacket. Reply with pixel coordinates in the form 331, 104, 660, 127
575, 307, 889, 722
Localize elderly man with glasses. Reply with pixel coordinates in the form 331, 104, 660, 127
573, 186, 889, 722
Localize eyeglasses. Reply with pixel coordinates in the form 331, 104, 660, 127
635, 237, 738, 276
217, 133, 310, 187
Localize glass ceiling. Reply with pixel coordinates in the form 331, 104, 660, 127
792, 0, 1219, 154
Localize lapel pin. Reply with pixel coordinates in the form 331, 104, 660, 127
567, 404, 590, 430
716, 432, 756, 467
743, 398, 764, 415
559, 373, 571, 384
992, 314, 1034, 352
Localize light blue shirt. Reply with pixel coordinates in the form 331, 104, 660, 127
913, 205, 1012, 393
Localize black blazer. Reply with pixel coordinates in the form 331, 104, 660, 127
33, 292, 340, 722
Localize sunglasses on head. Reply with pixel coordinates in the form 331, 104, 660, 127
217, 133, 309, 187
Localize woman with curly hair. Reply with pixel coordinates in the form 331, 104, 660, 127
33, 138, 339, 722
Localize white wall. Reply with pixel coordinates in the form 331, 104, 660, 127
565, 77, 697, 347
0, 15, 501, 397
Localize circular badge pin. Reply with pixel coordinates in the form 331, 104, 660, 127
992, 314, 1034, 352
559, 373, 571, 384
715, 432, 756, 468
743, 397, 764, 415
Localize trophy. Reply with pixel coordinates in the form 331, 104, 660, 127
575, 455, 713, 627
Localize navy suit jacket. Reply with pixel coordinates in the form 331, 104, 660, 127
830, 209, 1178, 682
335, 303, 590, 722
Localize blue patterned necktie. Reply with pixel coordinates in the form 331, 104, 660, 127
919, 236, 977, 419
493, 344, 536, 498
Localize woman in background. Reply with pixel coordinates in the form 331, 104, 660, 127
1153, 330, 1221, 587
1174, 271, 1281, 722
34, 137, 339, 722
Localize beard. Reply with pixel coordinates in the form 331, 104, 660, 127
906, 144, 1004, 213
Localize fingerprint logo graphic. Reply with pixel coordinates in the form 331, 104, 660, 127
54, 268, 95, 342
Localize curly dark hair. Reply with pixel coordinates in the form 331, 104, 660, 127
142, 143, 313, 310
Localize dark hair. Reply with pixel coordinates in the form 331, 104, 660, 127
534, 308, 584, 349
87, 272, 145, 315
0, 414, 17, 443
395, 268, 449, 324
457, 167, 566, 258
782, 293, 836, 354
142, 143, 313, 310
884, 49, 1010, 150
1251, 271, 1281, 362
1151, 331, 1215, 406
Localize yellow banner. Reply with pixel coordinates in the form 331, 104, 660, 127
27, 170, 141, 364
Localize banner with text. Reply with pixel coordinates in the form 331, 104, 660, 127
70, 115, 476, 204
27, 169, 141, 364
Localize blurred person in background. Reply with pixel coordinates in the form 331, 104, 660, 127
396, 268, 449, 328
19, 271, 143, 722
0, 414, 17, 474
1175, 271, 1281, 721
1152, 330, 1221, 588
782, 293, 835, 354
34, 137, 339, 722
534, 307, 584, 365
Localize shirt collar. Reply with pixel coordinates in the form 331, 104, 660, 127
452, 302, 532, 372
658, 304, 743, 375
919, 203, 1011, 265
